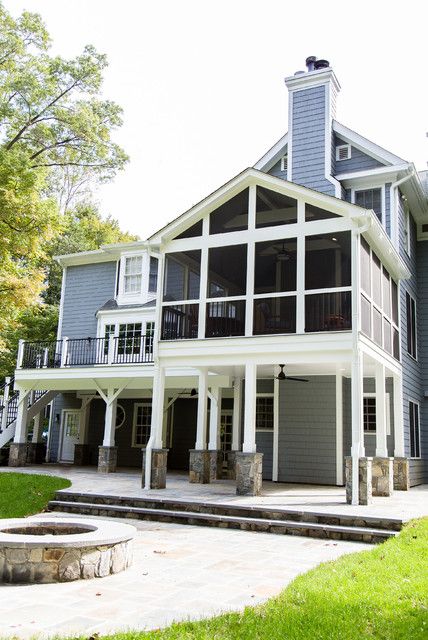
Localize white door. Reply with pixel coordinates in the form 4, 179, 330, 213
60, 410, 81, 462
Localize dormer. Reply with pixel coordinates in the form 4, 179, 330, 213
116, 249, 158, 306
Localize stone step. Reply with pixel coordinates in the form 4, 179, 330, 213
54, 491, 403, 532
48, 500, 396, 544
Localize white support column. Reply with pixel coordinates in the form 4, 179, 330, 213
151, 367, 166, 449
195, 369, 208, 450
102, 393, 117, 447
14, 390, 30, 443
1, 377, 11, 432
393, 372, 405, 457
351, 349, 364, 504
32, 413, 43, 443
335, 371, 343, 485
17, 340, 25, 369
208, 387, 221, 450
60, 337, 69, 367
242, 362, 257, 453
231, 378, 242, 451
375, 363, 388, 457
272, 376, 279, 481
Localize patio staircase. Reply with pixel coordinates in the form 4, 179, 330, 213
0, 377, 57, 450
48, 491, 403, 544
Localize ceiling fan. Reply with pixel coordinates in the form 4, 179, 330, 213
275, 364, 308, 383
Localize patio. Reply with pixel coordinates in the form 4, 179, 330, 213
2, 465, 427, 522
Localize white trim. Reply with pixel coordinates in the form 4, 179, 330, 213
287, 93, 293, 182
335, 372, 343, 485
57, 266, 67, 340
332, 121, 406, 166
363, 392, 391, 437
408, 398, 421, 459
59, 409, 81, 462
336, 144, 351, 162
405, 291, 418, 361
351, 184, 385, 227
280, 155, 288, 173
272, 376, 279, 482
132, 400, 152, 448
285, 68, 341, 94
115, 403, 126, 429
253, 134, 288, 172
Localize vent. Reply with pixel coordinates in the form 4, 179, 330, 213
422, 224, 428, 233
280, 155, 288, 173
336, 144, 351, 161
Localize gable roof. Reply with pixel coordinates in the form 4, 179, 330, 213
332, 121, 407, 166
253, 133, 288, 172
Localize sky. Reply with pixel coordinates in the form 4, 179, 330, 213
9, 0, 428, 240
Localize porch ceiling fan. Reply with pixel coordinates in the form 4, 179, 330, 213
275, 364, 308, 383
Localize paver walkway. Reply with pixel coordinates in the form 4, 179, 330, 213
0, 511, 369, 639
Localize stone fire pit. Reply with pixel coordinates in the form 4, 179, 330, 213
0, 517, 136, 583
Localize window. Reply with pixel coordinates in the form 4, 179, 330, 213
336, 144, 351, 161
409, 401, 420, 458
104, 323, 115, 356
117, 323, 142, 355
209, 189, 249, 234
406, 292, 417, 359
124, 256, 143, 294
280, 155, 288, 172
145, 321, 155, 355
355, 189, 382, 222
133, 401, 152, 447
148, 257, 158, 293
363, 397, 377, 433
256, 187, 297, 228
256, 396, 274, 430
305, 231, 351, 290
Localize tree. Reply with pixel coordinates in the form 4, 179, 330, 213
0, 4, 129, 356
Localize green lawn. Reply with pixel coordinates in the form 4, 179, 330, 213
106, 517, 428, 640
0, 472, 71, 518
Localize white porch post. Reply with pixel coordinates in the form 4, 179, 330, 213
144, 366, 167, 490
208, 387, 221, 450
335, 371, 343, 485
102, 397, 117, 447
350, 349, 364, 504
98, 388, 118, 473
9, 388, 30, 467
231, 378, 242, 451
393, 372, 405, 457
242, 362, 257, 453
195, 369, 208, 450
375, 363, 387, 457
1, 376, 11, 432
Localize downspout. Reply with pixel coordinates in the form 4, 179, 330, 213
390, 169, 415, 248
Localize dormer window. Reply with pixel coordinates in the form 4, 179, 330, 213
124, 256, 143, 294
336, 144, 351, 161
280, 155, 288, 172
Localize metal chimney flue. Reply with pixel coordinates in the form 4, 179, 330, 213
314, 59, 330, 70
305, 56, 317, 72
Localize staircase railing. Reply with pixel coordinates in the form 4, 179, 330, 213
0, 376, 49, 438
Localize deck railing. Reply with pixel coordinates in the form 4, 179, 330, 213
18, 335, 154, 370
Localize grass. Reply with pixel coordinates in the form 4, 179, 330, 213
0, 472, 71, 518
105, 517, 428, 640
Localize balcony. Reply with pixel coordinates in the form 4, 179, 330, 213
18, 336, 154, 370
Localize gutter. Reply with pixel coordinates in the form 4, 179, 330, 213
390, 168, 415, 248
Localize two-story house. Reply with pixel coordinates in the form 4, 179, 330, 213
2, 56, 427, 505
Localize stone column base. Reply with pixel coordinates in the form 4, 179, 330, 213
236, 452, 263, 496
393, 457, 410, 491
345, 456, 373, 505
208, 450, 223, 481
8, 443, 28, 467
26, 443, 47, 464
74, 444, 91, 466
97, 446, 117, 473
372, 457, 394, 496
226, 450, 238, 480
189, 449, 210, 483
142, 448, 168, 489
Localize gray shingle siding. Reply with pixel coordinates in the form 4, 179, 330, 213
334, 135, 384, 173
278, 376, 336, 484
256, 431, 273, 480
416, 240, 428, 483
61, 261, 117, 339
384, 183, 391, 237
398, 196, 425, 485
291, 86, 335, 196
49, 393, 81, 461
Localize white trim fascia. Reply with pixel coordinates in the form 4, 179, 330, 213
332, 121, 406, 166
324, 81, 342, 198
336, 163, 411, 187
253, 133, 288, 172
57, 266, 67, 340
96, 307, 156, 319
287, 92, 293, 181
285, 68, 341, 94
55, 249, 120, 267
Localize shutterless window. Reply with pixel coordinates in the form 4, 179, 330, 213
409, 401, 420, 458
363, 397, 376, 433
207, 245, 247, 298
133, 402, 152, 447
148, 257, 158, 293
305, 231, 351, 290
209, 189, 248, 234
163, 250, 201, 301
256, 187, 297, 228
254, 239, 297, 294
124, 256, 142, 294
406, 292, 417, 358
355, 188, 382, 222
118, 323, 142, 355
256, 396, 274, 430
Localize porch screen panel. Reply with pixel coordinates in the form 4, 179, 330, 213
305, 231, 351, 290
163, 250, 201, 301
253, 296, 296, 335
207, 245, 247, 297
360, 237, 371, 296
256, 187, 297, 228
305, 291, 351, 332
205, 300, 245, 337
305, 203, 340, 222
361, 294, 371, 337
372, 253, 382, 307
209, 189, 248, 234
254, 238, 297, 294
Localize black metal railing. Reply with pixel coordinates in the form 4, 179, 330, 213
20, 336, 154, 369
205, 300, 246, 338
305, 291, 352, 333
21, 341, 63, 369
161, 305, 199, 340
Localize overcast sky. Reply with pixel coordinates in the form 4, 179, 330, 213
10, 0, 428, 239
